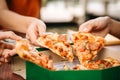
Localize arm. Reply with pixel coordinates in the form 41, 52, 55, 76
0, 0, 30, 33
0, 0, 46, 45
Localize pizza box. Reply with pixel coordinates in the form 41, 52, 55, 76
26, 47, 120, 80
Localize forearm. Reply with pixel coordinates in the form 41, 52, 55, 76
109, 18, 120, 38
0, 9, 32, 33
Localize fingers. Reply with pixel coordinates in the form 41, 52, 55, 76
2, 42, 14, 49
79, 25, 93, 33
37, 25, 46, 36
0, 31, 22, 40
8, 49, 16, 56
0, 42, 4, 56
79, 19, 95, 33
79, 17, 110, 33
0, 41, 16, 65
1, 49, 11, 63
37, 21, 46, 35
26, 22, 38, 45
26, 20, 46, 45
91, 27, 110, 37
0, 49, 16, 64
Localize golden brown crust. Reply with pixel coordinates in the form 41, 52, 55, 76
71, 32, 105, 64
84, 60, 112, 70
15, 39, 54, 70
104, 57, 120, 67
37, 33, 74, 62
73, 57, 120, 70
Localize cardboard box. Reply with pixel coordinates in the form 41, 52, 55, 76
26, 47, 120, 80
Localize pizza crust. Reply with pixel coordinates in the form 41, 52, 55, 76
37, 33, 74, 62
15, 39, 54, 70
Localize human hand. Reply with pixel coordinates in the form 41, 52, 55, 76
79, 16, 111, 37
0, 31, 22, 65
0, 42, 16, 65
0, 31, 22, 40
26, 18, 46, 45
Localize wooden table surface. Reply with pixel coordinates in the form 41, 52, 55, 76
0, 63, 25, 80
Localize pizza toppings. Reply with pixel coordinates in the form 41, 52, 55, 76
73, 57, 120, 70
37, 33, 74, 62
15, 39, 54, 70
83, 60, 112, 70
71, 32, 105, 64
104, 57, 120, 67
14, 32, 120, 71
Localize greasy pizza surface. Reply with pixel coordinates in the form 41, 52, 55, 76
71, 32, 105, 64
15, 32, 120, 71
84, 60, 112, 70
104, 57, 120, 67
15, 39, 54, 70
37, 33, 74, 62
73, 57, 120, 70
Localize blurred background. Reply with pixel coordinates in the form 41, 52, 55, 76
40, 0, 120, 34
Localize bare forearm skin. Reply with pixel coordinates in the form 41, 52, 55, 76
0, 0, 34, 33
0, 10, 31, 33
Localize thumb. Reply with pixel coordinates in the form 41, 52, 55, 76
37, 21, 46, 36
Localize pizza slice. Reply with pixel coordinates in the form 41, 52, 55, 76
104, 57, 120, 67
73, 59, 112, 70
15, 39, 54, 70
81, 57, 120, 70
37, 33, 74, 62
71, 32, 105, 64
84, 59, 112, 70
73, 64, 87, 70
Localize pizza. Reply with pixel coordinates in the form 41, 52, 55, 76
73, 57, 120, 70
73, 60, 112, 70
83, 59, 112, 70
73, 64, 87, 70
15, 32, 119, 71
15, 39, 54, 70
104, 57, 120, 67
37, 33, 74, 62
71, 32, 105, 65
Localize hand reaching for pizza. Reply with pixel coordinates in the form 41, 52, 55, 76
0, 31, 22, 65
26, 18, 46, 46
79, 16, 111, 37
